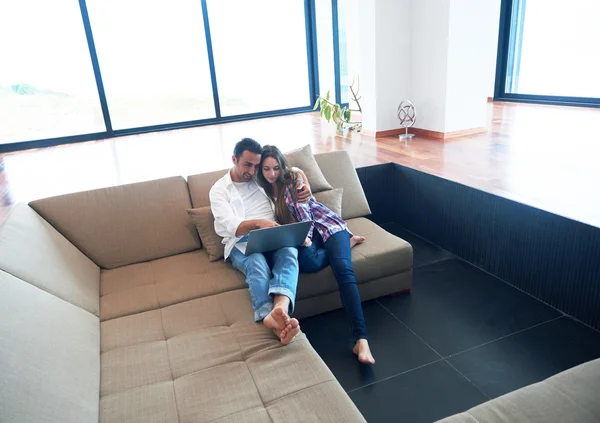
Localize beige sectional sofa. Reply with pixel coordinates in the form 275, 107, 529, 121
0, 150, 413, 423
438, 358, 600, 423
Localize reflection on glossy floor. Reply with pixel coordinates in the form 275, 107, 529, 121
1, 101, 600, 227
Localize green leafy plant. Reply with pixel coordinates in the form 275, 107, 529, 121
313, 77, 363, 132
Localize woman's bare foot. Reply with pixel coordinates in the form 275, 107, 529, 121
353, 339, 375, 364
350, 235, 366, 248
263, 306, 299, 345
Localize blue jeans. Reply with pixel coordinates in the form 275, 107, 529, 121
298, 230, 367, 342
229, 242, 299, 322
298, 229, 368, 342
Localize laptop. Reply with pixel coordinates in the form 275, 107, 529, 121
240, 221, 313, 256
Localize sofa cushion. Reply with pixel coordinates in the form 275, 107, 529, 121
285, 144, 333, 193
314, 188, 344, 216
0, 203, 100, 315
100, 381, 179, 423
0, 270, 100, 423
545, 358, 600, 421
29, 176, 201, 269
100, 287, 366, 423
187, 206, 225, 261
436, 358, 600, 423
297, 218, 412, 300
315, 150, 371, 219
100, 250, 246, 321
188, 168, 229, 208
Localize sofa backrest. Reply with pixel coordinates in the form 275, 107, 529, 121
187, 150, 371, 220
188, 168, 229, 208
29, 176, 201, 269
0, 269, 100, 423
0, 203, 101, 315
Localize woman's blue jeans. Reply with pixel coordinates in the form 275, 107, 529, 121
298, 229, 368, 341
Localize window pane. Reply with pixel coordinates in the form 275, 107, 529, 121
86, 0, 215, 130
316, 0, 336, 101
207, 0, 310, 116
0, 0, 105, 144
506, 0, 600, 97
337, 0, 350, 104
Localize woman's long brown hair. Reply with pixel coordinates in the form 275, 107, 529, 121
257, 145, 298, 225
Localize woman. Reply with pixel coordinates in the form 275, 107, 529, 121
257, 145, 375, 364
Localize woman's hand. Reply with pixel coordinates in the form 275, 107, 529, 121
302, 237, 312, 247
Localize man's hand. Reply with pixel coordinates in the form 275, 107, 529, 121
236, 219, 279, 236
256, 220, 280, 229
296, 184, 312, 203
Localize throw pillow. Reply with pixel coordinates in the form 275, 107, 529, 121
313, 188, 343, 217
285, 144, 333, 193
186, 207, 224, 262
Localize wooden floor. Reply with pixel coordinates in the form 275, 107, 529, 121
1, 101, 600, 228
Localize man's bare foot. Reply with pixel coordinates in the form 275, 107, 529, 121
353, 339, 375, 364
350, 235, 366, 248
263, 306, 299, 344
263, 306, 289, 331
279, 318, 300, 345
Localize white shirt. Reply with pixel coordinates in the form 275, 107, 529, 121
209, 170, 275, 259
232, 181, 275, 221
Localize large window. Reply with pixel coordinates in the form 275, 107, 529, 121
86, 0, 216, 129
0, 0, 105, 144
496, 0, 600, 105
0, 0, 348, 150
208, 0, 310, 116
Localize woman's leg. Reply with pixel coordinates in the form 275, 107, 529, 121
297, 230, 329, 273
323, 230, 375, 364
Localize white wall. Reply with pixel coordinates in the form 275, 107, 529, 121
444, 0, 490, 132
374, 0, 412, 131
410, 0, 451, 133
347, 0, 501, 133
483, 0, 502, 97
357, 0, 411, 133
357, 0, 378, 132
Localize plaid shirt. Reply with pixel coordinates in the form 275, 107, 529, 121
284, 185, 349, 243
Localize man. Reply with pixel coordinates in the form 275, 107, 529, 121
209, 138, 311, 344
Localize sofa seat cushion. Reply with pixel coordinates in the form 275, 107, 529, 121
100, 250, 246, 321
100, 289, 366, 423
0, 270, 100, 423
297, 218, 413, 300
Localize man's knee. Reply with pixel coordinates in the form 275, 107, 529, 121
245, 253, 269, 273
275, 246, 298, 259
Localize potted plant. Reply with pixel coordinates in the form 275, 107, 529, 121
313, 77, 363, 132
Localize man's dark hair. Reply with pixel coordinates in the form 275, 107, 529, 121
233, 138, 262, 159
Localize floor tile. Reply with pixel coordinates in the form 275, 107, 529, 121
381, 222, 454, 268
379, 258, 561, 357
447, 316, 600, 398
349, 361, 488, 423
300, 300, 440, 392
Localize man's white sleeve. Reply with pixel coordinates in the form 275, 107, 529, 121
209, 187, 244, 239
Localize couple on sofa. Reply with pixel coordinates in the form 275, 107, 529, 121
209, 138, 375, 364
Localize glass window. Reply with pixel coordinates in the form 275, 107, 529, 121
86, 0, 216, 129
0, 0, 105, 144
315, 0, 336, 101
506, 0, 600, 98
207, 0, 310, 116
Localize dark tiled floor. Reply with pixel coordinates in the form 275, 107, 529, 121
380, 222, 454, 269
300, 225, 600, 423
